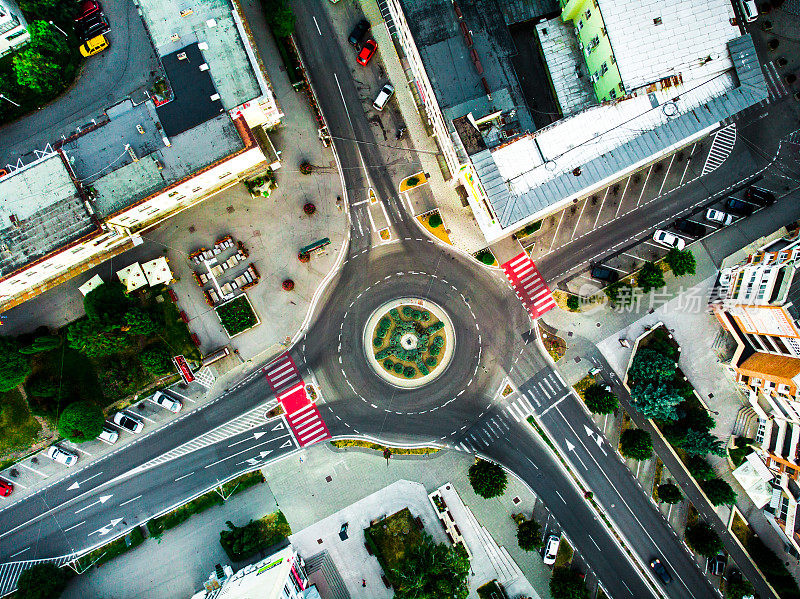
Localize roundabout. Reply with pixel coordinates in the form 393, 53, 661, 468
364, 298, 455, 388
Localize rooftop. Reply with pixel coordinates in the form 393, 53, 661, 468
597, 0, 738, 91
137, 0, 261, 110
739, 352, 800, 381
0, 154, 95, 277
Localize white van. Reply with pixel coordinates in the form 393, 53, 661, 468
373, 84, 395, 111
98, 427, 119, 444
740, 0, 758, 22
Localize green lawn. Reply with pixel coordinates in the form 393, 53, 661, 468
0, 389, 41, 455
365, 508, 423, 584
156, 291, 201, 361
216, 295, 258, 336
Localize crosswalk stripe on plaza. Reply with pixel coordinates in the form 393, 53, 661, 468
501, 253, 556, 320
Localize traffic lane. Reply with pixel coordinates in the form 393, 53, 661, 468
483, 423, 657, 599
537, 400, 715, 599
0, 420, 297, 561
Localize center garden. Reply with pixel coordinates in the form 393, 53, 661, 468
364, 299, 455, 388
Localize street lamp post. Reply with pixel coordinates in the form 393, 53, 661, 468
0, 94, 20, 107
48, 20, 68, 38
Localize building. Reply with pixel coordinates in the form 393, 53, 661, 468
192, 546, 317, 599
0, 0, 28, 58
712, 230, 800, 555
383, 0, 768, 243
0, 0, 281, 310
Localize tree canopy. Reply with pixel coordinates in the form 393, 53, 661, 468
619, 429, 653, 460
637, 261, 665, 293
516, 518, 543, 551
0, 336, 31, 392
66, 320, 128, 357
657, 483, 682, 504
681, 428, 725, 457
123, 308, 159, 336
392, 533, 470, 599
685, 455, 716, 481
140, 345, 173, 375
16, 563, 69, 599
584, 384, 618, 414
84, 282, 130, 324
684, 521, 722, 557
701, 478, 737, 506
629, 381, 682, 421
628, 349, 676, 384
549, 567, 589, 599
468, 459, 507, 499
14, 49, 62, 95
262, 0, 295, 37
57, 401, 104, 442
665, 248, 696, 277
27, 21, 70, 57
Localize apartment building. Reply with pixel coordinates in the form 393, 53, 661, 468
0, 0, 28, 57
383, 0, 767, 243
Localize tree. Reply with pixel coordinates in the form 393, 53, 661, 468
219, 513, 290, 561
549, 567, 589, 599
27, 21, 69, 57
18, 335, 62, 354
468, 459, 507, 499
628, 348, 676, 384
665, 248, 696, 277
66, 320, 127, 357
140, 345, 173, 375
392, 533, 470, 599
684, 521, 722, 557
262, 0, 295, 37
619, 429, 653, 460
0, 336, 31, 392
701, 478, 737, 506
566, 295, 580, 311
13, 49, 62, 95
19, 0, 77, 21
57, 401, 104, 442
16, 563, 69, 599
657, 483, 682, 504
637, 261, 665, 293
516, 518, 543, 551
584, 383, 618, 414
83, 281, 130, 324
98, 356, 139, 400
685, 455, 715, 481
123, 308, 159, 336
681, 428, 725, 457
727, 577, 756, 599
629, 381, 682, 421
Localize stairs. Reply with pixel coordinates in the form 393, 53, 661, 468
732, 406, 758, 438
303, 551, 350, 599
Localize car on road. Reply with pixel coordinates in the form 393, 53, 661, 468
46, 445, 78, 467
348, 19, 370, 47
652, 229, 685, 250
745, 186, 776, 206
590, 264, 618, 284
708, 553, 726, 576
543, 534, 560, 565
673, 218, 706, 238
650, 557, 672, 584
0, 478, 13, 497
725, 197, 755, 216
97, 426, 119, 444
151, 391, 182, 413
372, 83, 394, 111
357, 39, 377, 66
79, 34, 109, 57
705, 208, 734, 226
112, 411, 144, 433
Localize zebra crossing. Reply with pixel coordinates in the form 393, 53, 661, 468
501, 253, 556, 320
762, 60, 789, 100
0, 556, 74, 597
701, 125, 736, 176
193, 367, 216, 389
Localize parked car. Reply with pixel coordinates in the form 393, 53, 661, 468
543, 534, 560, 565
113, 411, 144, 433
673, 218, 706, 238
348, 19, 370, 47
652, 229, 685, 250
372, 83, 395, 111
46, 445, 78, 467
357, 39, 377, 66
590, 264, 618, 284
151, 391, 182, 413
76, 13, 110, 42
79, 34, 109, 57
75, 0, 101, 22
725, 197, 754, 216
0, 478, 13, 497
97, 426, 119, 444
705, 208, 734, 225
745, 186, 776, 206
650, 557, 672, 584
739, 0, 758, 22
708, 553, 726, 576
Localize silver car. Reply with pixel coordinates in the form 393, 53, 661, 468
46, 445, 78, 467
705, 208, 734, 226
112, 411, 144, 433
543, 534, 560, 565
150, 391, 182, 413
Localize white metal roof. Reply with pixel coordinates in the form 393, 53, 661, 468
597, 0, 738, 90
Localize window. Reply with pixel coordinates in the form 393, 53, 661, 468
600, 62, 608, 75
584, 9, 591, 19
192, 186, 202, 192
168, 191, 180, 198
5, 28, 27, 41
653, 17, 663, 25
218, 172, 231, 179
608, 88, 617, 99
578, 19, 584, 29
756, 418, 767, 444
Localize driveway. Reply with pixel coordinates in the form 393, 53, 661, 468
0, 0, 160, 169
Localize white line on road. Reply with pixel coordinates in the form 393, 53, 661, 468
678, 142, 697, 186
312, 15, 322, 35
19, 463, 47, 477
119, 495, 142, 507
174, 472, 195, 482
63, 520, 86, 533
204, 437, 288, 469
588, 535, 600, 551
548, 210, 566, 252
614, 175, 633, 218
657, 153, 676, 196
592, 188, 610, 230
68, 444, 93, 456
137, 413, 158, 424
555, 490, 566, 504
571, 198, 590, 240
9, 547, 30, 558
636, 165, 654, 206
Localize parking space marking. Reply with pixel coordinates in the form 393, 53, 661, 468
137, 413, 158, 424
67, 445, 92, 456
678, 142, 697, 186
548, 210, 566, 251
614, 175, 633, 218
636, 165, 653, 206
571, 199, 589, 240
658, 154, 677, 196
19, 463, 47, 477
592, 188, 610, 230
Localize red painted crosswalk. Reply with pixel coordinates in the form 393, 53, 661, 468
501, 252, 556, 320
263, 353, 330, 447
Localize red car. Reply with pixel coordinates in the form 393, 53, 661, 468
0, 478, 13, 497
357, 39, 377, 66
75, 0, 101, 22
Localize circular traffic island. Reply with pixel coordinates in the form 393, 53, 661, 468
364, 298, 455, 388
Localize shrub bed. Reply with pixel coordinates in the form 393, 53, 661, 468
217, 296, 258, 336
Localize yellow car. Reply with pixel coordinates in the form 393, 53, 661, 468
79, 34, 108, 57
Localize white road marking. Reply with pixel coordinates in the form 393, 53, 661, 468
312, 15, 321, 35
19, 463, 47, 477
119, 495, 142, 507
174, 472, 195, 482
63, 520, 86, 533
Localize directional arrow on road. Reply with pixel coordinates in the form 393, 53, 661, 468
566, 439, 576, 452
583, 425, 607, 455
584, 425, 594, 437
67, 472, 104, 491
75, 494, 113, 514
242, 451, 273, 466
88, 518, 123, 537
228, 431, 268, 448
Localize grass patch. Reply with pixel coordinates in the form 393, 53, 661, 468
474, 248, 497, 266
365, 507, 423, 587
147, 471, 264, 537
541, 330, 566, 362
330, 439, 439, 455
75, 526, 145, 570
216, 295, 258, 336
0, 389, 42, 455
553, 537, 573, 568
730, 511, 753, 547
516, 221, 542, 238
652, 459, 664, 500
156, 291, 201, 361
220, 510, 291, 561
728, 439, 753, 468
477, 580, 506, 599
573, 375, 597, 400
